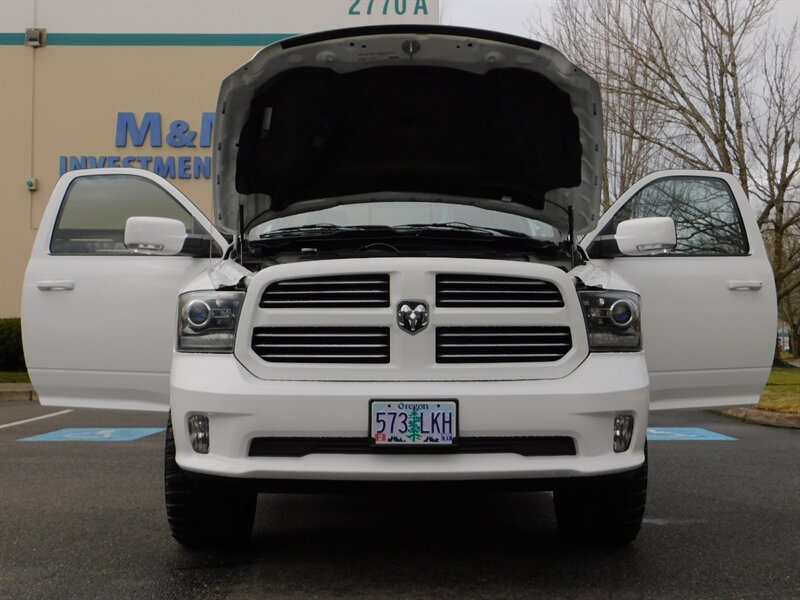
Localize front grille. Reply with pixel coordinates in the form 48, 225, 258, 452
260, 274, 390, 308
436, 274, 564, 307
252, 327, 390, 363
249, 436, 576, 457
436, 326, 572, 363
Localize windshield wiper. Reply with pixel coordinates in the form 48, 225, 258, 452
395, 222, 531, 238
259, 224, 390, 239
258, 222, 542, 244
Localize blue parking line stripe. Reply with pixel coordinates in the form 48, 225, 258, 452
647, 427, 736, 441
19, 428, 165, 442
19, 426, 733, 442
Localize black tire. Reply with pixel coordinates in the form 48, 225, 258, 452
553, 447, 648, 546
164, 414, 257, 547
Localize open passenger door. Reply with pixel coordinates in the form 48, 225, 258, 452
22, 168, 227, 411
582, 171, 776, 410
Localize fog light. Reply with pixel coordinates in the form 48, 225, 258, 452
188, 414, 209, 454
613, 413, 634, 453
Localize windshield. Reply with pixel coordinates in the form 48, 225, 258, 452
248, 202, 561, 242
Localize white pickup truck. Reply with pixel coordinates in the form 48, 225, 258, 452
22, 26, 776, 547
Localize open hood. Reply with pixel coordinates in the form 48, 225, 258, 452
213, 26, 603, 235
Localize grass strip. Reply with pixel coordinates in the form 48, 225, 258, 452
0, 371, 31, 384
758, 367, 800, 415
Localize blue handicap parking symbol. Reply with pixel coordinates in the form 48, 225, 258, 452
19, 428, 165, 442
646, 427, 736, 441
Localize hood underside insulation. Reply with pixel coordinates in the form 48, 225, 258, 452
235, 66, 582, 213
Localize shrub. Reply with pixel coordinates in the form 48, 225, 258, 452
0, 318, 27, 371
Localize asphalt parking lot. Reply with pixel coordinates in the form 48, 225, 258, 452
1, 402, 798, 600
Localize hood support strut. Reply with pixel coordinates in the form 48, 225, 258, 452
235, 204, 244, 265
568, 205, 577, 269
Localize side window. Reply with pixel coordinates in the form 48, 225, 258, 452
50, 175, 208, 255
598, 176, 749, 256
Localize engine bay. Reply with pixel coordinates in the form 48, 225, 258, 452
238, 224, 577, 273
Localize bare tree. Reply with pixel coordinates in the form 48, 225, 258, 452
775, 216, 800, 355
530, 0, 668, 208
747, 24, 800, 305
778, 286, 800, 357
531, 0, 800, 305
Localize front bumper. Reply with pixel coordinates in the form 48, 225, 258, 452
170, 353, 649, 481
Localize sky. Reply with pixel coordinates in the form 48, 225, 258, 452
441, 0, 554, 36
440, 0, 800, 38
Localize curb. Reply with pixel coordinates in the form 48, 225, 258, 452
0, 384, 38, 402
713, 407, 800, 429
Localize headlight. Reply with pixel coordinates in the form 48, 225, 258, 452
177, 291, 244, 353
578, 289, 641, 352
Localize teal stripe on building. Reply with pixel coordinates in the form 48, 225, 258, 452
0, 33, 25, 44
0, 32, 294, 46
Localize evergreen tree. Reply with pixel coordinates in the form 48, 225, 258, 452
407, 408, 422, 442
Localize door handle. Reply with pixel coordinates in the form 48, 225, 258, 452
36, 280, 75, 291
727, 280, 762, 291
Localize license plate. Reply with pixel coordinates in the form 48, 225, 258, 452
370, 400, 457, 445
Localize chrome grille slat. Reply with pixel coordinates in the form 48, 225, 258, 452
276, 279, 388, 286
251, 327, 389, 364
263, 299, 386, 305
254, 344, 387, 348
436, 274, 564, 308
444, 354, 566, 359
436, 326, 572, 364
438, 333, 571, 338
266, 290, 387, 295
261, 274, 390, 308
437, 279, 552, 285
254, 333, 384, 338
259, 355, 386, 359
439, 343, 571, 347
442, 288, 552, 294
437, 299, 564, 304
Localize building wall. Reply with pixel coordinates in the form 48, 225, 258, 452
0, 0, 439, 317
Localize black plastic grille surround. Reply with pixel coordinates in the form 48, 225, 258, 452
249, 436, 576, 457
436, 326, 572, 363
261, 274, 390, 308
436, 274, 564, 308
252, 327, 390, 363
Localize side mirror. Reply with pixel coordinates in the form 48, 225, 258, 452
124, 216, 187, 255
615, 217, 676, 256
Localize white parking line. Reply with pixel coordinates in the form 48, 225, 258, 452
0, 409, 73, 430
